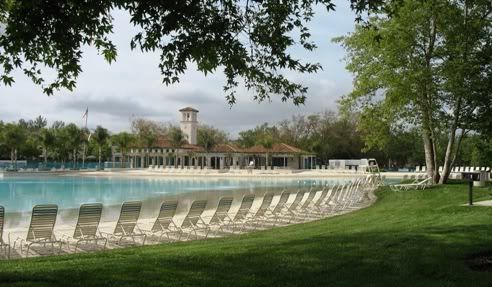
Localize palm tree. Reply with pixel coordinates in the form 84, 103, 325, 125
93, 126, 110, 169
140, 130, 157, 167
64, 123, 84, 169
39, 128, 56, 165
3, 123, 27, 168
168, 127, 187, 168
257, 135, 273, 169
197, 126, 218, 153
113, 132, 135, 168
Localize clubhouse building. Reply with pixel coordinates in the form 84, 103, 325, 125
113, 107, 316, 170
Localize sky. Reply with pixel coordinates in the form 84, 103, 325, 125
0, 0, 356, 138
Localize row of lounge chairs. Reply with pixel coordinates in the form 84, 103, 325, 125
147, 165, 221, 174
0, 176, 377, 259
415, 166, 491, 173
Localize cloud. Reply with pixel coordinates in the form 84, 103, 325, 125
165, 90, 223, 106
56, 96, 167, 118
0, 0, 355, 135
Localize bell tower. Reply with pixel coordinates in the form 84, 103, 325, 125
179, 107, 199, 145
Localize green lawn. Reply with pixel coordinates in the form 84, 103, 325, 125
1, 183, 492, 287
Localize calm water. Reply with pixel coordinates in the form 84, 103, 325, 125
0, 175, 361, 232
0, 176, 352, 213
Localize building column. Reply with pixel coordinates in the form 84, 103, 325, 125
141, 156, 145, 168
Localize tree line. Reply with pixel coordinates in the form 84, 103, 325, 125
1, 111, 489, 171
0, 117, 228, 169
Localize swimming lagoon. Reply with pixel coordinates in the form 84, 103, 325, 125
0, 175, 353, 231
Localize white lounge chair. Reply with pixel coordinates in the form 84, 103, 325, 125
237, 193, 275, 232
14, 204, 63, 257
207, 197, 234, 235
103, 201, 147, 246
0, 206, 8, 258
220, 195, 255, 233
390, 177, 433, 191
63, 203, 107, 252
144, 201, 181, 242
178, 200, 210, 241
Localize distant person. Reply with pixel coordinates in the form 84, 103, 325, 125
248, 160, 254, 174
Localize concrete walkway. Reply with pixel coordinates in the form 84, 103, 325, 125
472, 200, 492, 207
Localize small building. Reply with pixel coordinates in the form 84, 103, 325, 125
113, 107, 316, 170
328, 158, 379, 172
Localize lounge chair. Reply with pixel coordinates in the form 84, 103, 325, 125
220, 195, 255, 233
103, 201, 147, 246
333, 180, 366, 213
256, 190, 292, 227
289, 188, 317, 221
390, 177, 433, 191
14, 204, 62, 257
178, 200, 210, 240
305, 184, 339, 218
274, 189, 307, 225
145, 201, 180, 242
239, 192, 275, 231
64, 203, 107, 252
0, 206, 8, 258
207, 197, 234, 235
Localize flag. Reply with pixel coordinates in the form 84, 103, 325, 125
82, 107, 88, 119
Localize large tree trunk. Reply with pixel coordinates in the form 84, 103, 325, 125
440, 132, 455, 184
421, 110, 440, 184
98, 146, 102, 169
423, 132, 436, 180
420, 13, 440, 184
73, 149, 77, 169
10, 148, 14, 166
440, 99, 462, 184
450, 130, 466, 168
120, 150, 125, 168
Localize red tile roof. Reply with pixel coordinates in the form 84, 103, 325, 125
243, 143, 308, 154
210, 143, 243, 153
131, 136, 309, 154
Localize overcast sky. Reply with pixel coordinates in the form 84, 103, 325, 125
0, 0, 356, 138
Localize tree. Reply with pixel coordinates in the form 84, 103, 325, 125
168, 126, 187, 168
0, 0, 396, 105
112, 132, 135, 168
130, 118, 168, 138
39, 128, 56, 164
197, 125, 228, 152
237, 123, 280, 148
64, 123, 84, 168
93, 126, 110, 169
336, 0, 492, 183
2, 123, 26, 167
32, 116, 47, 130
